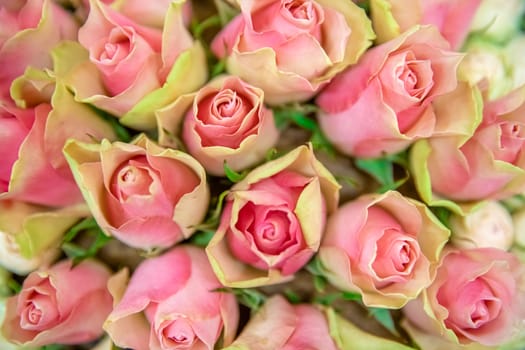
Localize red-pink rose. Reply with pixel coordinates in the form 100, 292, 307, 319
206, 145, 340, 287
2, 259, 113, 347
403, 248, 525, 346
157, 75, 279, 175
105, 245, 239, 350
317, 25, 463, 158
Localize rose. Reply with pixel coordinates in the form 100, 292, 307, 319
403, 248, 525, 346
318, 190, 450, 308
0, 199, 89, 275
2, 259, 113, 347
1, 61, 118, 207
449, 201, 514, 250
157, 75, 279, 175
224, 295, 414, 350
0, 0, 78, 101
224, 295, 339, 350
370, 0, 481, 49
211, 0, 374, 105
63, 134, 209, 250
104, 245, 239, 350
63, 0, 207, 130
411, 84, 525, 204
111, 0, 192, 28
316, 25, 464, 158
206, 144, 340, 287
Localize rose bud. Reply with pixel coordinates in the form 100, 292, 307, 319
63, 135, 209, 250
469, 0, 525, 44
319, 190, 450, 308
317, 25, 464, 158
157, 75, 279, 176
104, 245, 239, 350
450, 201, 514, 250
403, 248, 525, 347
2, 259, 113, 347
211, 0, 374, 105
206, 144, 340, 288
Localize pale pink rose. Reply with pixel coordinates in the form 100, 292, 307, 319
105, 245, 239, 350
157, 75, 279, 175
370, 0, 480, 49
0, 0, 78, 101
224, 295, 339, 350
206, 144, 340, 287
319, 191, 450, 308
2, 259, 113, 347
63, 135, 209, 250
68, 0, 206, 130
211, 0, 374, 105
412, 85, 525, 202
317, 25, 463, 158
112, 0, 192, 28
403, 248, 525, 346
0, 83, 117, 207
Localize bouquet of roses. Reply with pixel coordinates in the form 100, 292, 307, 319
1, 0, 525, 349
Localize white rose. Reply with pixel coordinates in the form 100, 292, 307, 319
450, 201, 514, 250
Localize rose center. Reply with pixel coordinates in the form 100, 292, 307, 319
160, 317, 196, 348
111, 156, 154, 200
285, 0, 313, 20
99, 27, 131, 63
26, 303, 42, 325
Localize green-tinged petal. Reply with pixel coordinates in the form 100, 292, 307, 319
370, 0, 401, 44
409, 139, 484, 215
15, 204, 91, 259
46, 83, 117, 170
10, 67, 54, 109
432, 82, 483, 140
295, 177, 324, 248
401, 319, 495, 350
325, 307, 415, 350
119, 42, 208, 130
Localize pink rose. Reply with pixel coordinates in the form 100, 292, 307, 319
2, 259, 113, 347
206, 144, 340, 287
1, 80, 117, 207
411, 84, 525, 203
224, 295, 339, 350
211, 0, 374, 105
317, 25, 463, 158
403, 248, 525, 346
104, 245, 239, 350
66, 0, 206, 130
319, 191, 450, 308
63, 134, 209, 250
0, 0, 77, 101
370, 0, 481, 49
157, 75, 279, 175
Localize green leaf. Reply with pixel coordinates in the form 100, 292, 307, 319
224, 162, 248, 183
210, 57, 227, 77
430, 206, 452, 229
355, 157, 394, 187
62, 217, 99, 243
283, 288, 302, 304
342, 291, 362, 302
7, 279, 22, 295
216, 288, 266, 312
189, 230, 215, 247
310, 129, 336, 157
88, 105, 132, 142
42, 345, 67, 350
191, 15, 222, 41
368, 307, 399, 336
315, 292, 341, 306
306, 258, 328, 292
